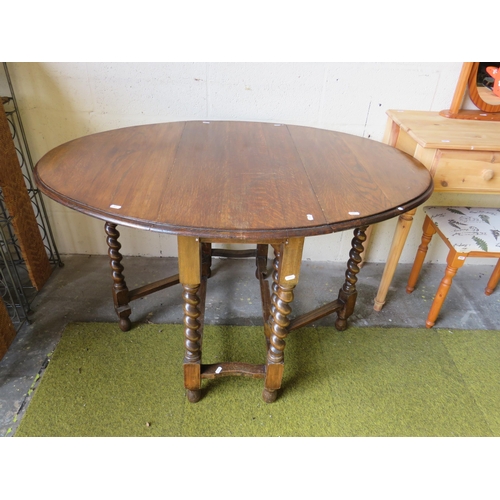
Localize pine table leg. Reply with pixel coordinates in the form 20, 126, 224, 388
374, 209, 416, 311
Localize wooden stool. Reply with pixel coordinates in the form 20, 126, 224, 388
406, 206, 500, 328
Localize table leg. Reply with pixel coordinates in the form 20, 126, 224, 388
263, 237, 304, 403
202, 242, 212, 279
178, 236, 203, 403
105, 222, 131, 332
335, 226, 367, 331
359, 225, 372, 268
256, 244, 269, 279
373, 209, 416, 311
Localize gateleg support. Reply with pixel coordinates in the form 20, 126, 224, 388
178, 236, 203, 403
264, 237, 304, 403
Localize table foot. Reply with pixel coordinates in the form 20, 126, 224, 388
262, 388, 278, 403
335, 317, 348, 331
119, 317, 131, 332
187, 389, 202, 403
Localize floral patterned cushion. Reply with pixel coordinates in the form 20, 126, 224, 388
424, 206, 500, 253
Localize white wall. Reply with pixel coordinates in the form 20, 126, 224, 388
8, 62, 495, 264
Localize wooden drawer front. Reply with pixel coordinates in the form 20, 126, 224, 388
432, 150, 500, 193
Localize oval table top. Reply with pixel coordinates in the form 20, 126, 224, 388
35, 121, 433, 240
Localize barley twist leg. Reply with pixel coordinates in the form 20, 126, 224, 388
183, 283, 202, 402
105, 222, 131, 332
263, 247, 294, 403
336, 226, 367, 331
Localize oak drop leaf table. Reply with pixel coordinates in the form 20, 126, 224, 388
35, 121, 433, 402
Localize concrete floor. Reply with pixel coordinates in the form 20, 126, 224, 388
1, 253, 499, 436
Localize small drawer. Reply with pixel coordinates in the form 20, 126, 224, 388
432, 149, 500, 193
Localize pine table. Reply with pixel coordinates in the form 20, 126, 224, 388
373, 110, 500, 312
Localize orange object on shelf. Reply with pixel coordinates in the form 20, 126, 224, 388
486, 66, 500, 97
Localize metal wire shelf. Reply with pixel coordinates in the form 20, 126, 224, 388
1, 63, 62, 330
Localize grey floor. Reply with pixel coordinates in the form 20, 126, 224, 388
1, 254, 499, 436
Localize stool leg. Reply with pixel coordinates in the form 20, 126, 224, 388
407, 215, 436, 294
426, 250, 466, 328
485, 258, 500, 296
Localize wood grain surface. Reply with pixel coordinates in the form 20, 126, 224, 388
0, 106, 52, 290
35, 121, 433, 239
387, 110, 500, 150
0, 297, 16, 360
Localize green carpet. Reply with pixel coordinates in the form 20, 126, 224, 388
14, 323, 500, 437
